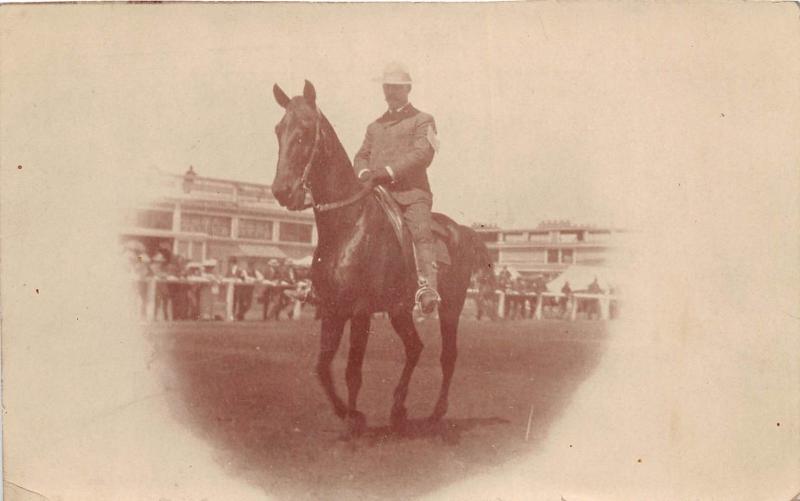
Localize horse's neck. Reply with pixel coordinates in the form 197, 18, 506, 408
311, 119, 366, 244
311, 119, 360, 206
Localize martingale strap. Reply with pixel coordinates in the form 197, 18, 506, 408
313, 185, 373, 212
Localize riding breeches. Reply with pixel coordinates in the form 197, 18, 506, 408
400, 198, 434, 246
399, 198, 438, 292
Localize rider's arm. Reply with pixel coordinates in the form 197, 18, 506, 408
388, 114, 436, 182
353, 125, 373, 178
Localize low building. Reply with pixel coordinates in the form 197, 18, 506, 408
473, 220, 628, 281
121, 168, 316, 272
123, 169, 625, 280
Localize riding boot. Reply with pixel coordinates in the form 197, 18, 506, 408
414, 242, 440, 315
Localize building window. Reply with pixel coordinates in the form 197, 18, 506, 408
181, 213, 231, 237
560, 232, 579, 243
238, 218, 273, 240
561, 249, 574, 264
547, 249, 559, 263
280, 222, 312, 243
176, 240, 190, 258
529, 232, 549, 243
132, 210, 173, 230
504, 232, 525, 242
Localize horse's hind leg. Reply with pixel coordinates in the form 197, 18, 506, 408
316, 314, 348, 420
431, 303, 462, 422
389, 310, 423, 432
344, 314, 370, 437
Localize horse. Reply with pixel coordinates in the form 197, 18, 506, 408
270, 80, 491, 436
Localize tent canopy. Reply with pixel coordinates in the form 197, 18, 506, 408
546, 264, 621, 293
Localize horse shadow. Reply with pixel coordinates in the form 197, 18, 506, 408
346, 416, 511, 447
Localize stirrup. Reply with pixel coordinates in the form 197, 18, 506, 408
414, 280, 441, 313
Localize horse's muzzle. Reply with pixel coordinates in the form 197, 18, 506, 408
271, 182, 291, 207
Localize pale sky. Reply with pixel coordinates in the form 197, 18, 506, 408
3, 2, 791, 229
2, 2, 798, 231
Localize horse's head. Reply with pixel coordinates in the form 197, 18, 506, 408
271, 80, 321, 210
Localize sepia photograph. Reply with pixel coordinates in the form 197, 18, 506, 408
1, 2, 798, 500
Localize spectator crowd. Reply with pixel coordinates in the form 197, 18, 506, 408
124, 242, 617, 322
124, 244, 313, 322
471, 265, 618, 321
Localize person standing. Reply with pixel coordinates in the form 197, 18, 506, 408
475, 266, 498, 321
270, 259, 296, 320
227, 257, 249, 320
560, 281, 573, 319
261, 258, 279, 320
151, 253, 170, 321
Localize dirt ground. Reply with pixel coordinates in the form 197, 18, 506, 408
147, 315, 608, 500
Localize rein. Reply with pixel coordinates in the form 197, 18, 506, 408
297, 109, 372, 213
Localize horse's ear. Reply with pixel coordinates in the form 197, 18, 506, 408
273, 84, 290, 108
303, 80, 316, 108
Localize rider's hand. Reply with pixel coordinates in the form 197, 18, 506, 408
358, 168, 393, 190
358, 169, 374, 184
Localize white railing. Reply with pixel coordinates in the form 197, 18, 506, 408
133, 277, 306, 322
467, 289, 620, 320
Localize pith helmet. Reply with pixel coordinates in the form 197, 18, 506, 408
375, 61, 412, 85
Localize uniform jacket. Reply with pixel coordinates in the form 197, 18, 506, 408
353, 104, 436, 205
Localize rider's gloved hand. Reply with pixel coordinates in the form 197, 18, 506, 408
358, 167, 393, 187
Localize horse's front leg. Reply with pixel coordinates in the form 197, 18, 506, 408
316, 314, 348, 420
345, 313, 371, 437
389, 310, 424, 433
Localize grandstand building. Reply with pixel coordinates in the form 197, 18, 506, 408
122, 168, 625, 278
473, 220, 627, 280
121, 168, 316, 271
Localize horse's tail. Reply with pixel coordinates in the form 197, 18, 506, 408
459, 226, 493, 275
431, 212, 494, 278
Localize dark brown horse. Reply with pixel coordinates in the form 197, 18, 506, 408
271, 81, 490, 436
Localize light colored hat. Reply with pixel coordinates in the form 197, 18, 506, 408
152, 253, 166, 263
202, 258, 218, 267
268, 259, 280, 266
186, 262, 201, 269
375, 61, 412, 85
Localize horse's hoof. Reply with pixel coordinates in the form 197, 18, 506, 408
345, 411, 367, 437
429, 400, 448, 422
333, 406, 348, 420
390, 407, 408, 434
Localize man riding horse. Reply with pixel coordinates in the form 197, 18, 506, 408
354, 62, 441, 315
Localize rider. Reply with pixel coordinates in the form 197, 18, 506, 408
354, 62, 441, 314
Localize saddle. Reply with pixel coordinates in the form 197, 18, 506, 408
372, 186, 452, 267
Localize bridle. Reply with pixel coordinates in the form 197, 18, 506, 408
296, 109, 322, 198
293, 108, 372, 213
